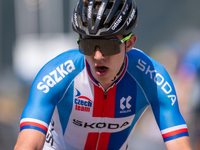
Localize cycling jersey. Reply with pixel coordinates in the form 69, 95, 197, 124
20, 48, 188, 150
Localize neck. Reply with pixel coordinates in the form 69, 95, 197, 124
85, 56, 126, 91
99, 82, 113, 91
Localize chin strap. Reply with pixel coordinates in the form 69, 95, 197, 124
111, 42, 127, 82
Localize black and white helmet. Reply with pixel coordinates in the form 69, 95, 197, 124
72, 0, 138, 36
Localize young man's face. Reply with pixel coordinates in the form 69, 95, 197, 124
83, 35, 132, 89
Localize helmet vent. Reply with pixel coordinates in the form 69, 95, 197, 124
94, 1, 102, 9
107, 1, 114, 9
103, 1, 125, 29
83, 0, 89, 7
72, 0, 138, 36
117, 2, 124, 11
128, 4, 132, 13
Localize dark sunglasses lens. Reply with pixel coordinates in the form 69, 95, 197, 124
79, 39, 121, 56
102, 40, 121, 56
79, 40, 94, 55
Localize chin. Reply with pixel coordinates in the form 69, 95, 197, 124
96, 75, 110, 83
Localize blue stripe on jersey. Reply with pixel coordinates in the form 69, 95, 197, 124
115, 72, 137, 118
57, 82, 74, 135
126, 72, 150, 136
20, 125, 47, 134
107, 127, 130, 149
163, 132, 189, 142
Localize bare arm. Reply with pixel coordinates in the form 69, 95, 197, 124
14, 129, 46, 150
165, 136, 192, 150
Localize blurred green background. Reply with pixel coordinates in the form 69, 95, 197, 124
0, 0, 200, 149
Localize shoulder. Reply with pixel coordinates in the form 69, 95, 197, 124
48, 49, 84, 66
127, 48, 158, 65
126, 48, 165, 76
32, 49, 85, 94
20, 49, 85, 130
126, 48, 176, 104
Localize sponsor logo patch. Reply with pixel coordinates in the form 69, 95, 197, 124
120, 96, 132, 113
74, 89, 92, 112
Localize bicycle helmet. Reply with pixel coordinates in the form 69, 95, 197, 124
72, 0, 138, 36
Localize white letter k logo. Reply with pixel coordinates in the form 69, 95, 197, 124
120, 96, 132, 110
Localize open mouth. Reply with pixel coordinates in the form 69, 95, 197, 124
95, 66, 109, 76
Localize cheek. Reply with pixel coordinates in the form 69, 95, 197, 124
85, 56, 93, 63
111, 53, 125, 68
120, 43, 126, 51
84, 56, 94, 68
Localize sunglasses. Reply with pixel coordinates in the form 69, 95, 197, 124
77, 33, 132, 56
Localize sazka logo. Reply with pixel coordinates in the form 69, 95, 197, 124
74, 89, 92, 112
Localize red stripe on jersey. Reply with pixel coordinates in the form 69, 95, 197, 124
93, 85, 116, 117
77, 96, 92, 102
105, 85, 116, 118
84, 133, 99, 150
20, 122, 48, 132
162, 128, 188, 138
97, 133, 111, 150
84, 133, 111, 150
93, 86, 104, 117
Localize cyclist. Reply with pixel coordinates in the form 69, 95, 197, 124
14, 0, 192, 149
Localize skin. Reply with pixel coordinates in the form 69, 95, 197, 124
14, 129, 46, 150
165, 136, 192, 150
84, 34, 137, 90
14, 34, 192, 150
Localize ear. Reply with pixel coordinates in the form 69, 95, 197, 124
126, 34, 137, 52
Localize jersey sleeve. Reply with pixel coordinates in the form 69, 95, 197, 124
150, 66, 189, 142
147, 56, 188, 142
127, 49, 189, 142
20, 49, 84, 135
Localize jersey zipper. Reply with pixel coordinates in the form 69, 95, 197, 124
95, 84, 115, 149
99, 84, 114, 99
98, 84, 115, 118
104, 91, 107, 99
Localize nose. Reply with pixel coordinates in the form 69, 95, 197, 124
94, 46, 104, 60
